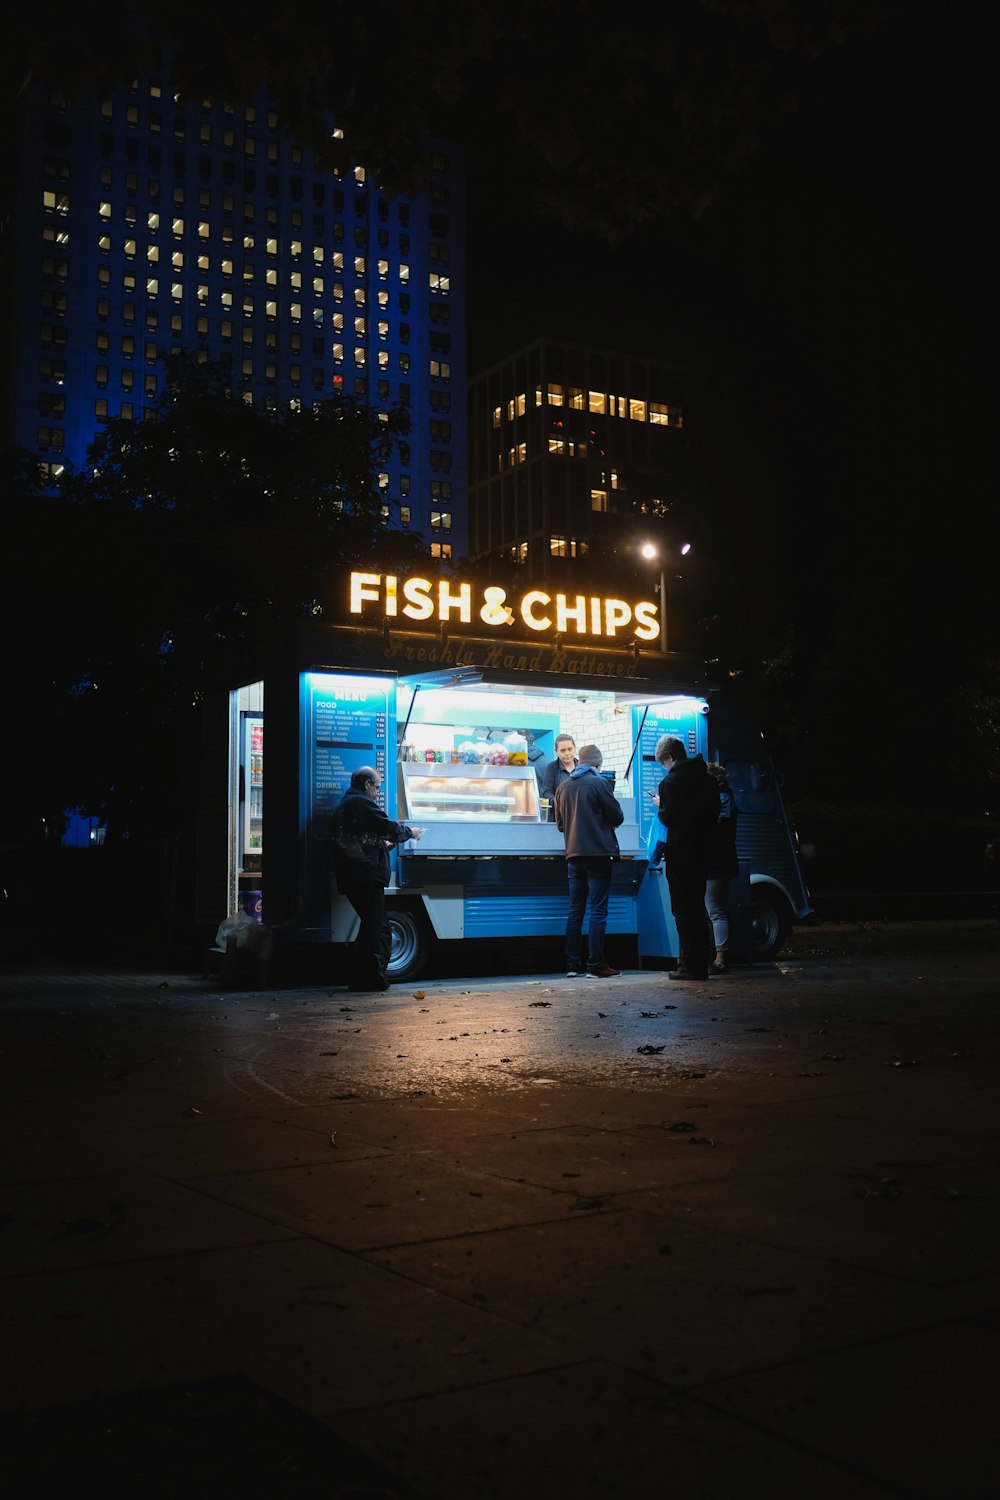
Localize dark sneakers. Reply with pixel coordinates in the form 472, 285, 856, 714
586, 964, 622, 979
669, 966, 708, 981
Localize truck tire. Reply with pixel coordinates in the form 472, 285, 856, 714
386, 902, 432, 981
749, 887, 791, 961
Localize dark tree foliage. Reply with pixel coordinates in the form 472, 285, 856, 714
9, 0, 888, 241
3, 359, 425, 845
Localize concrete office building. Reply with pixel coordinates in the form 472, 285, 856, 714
468, 338, 686, 582
2, 62, 466, 557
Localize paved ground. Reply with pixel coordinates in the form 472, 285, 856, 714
1, 920, 997, 1498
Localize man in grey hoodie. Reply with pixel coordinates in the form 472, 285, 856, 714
554, 744, 624, 978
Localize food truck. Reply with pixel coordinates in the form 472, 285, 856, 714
212, 569, 811, 978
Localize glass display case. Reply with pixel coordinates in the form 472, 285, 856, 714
399, 762, 541, 823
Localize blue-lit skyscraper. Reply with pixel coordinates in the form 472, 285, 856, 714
3, 64, 466, 558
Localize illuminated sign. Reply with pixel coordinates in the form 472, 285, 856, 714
349, 572, 661, 643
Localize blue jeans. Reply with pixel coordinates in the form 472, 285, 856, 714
565, 857, 613, 970
705, 875, 732, 955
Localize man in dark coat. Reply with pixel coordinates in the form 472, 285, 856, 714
331, 767, 423, 991
554, 743, 624, 978
653, 735, 720, 980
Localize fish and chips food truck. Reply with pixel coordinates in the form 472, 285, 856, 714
208, 569, 811, 978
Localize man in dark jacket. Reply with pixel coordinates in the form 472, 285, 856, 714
653, 736, 720, 980
554, 743, 624, 979
331, 767, 423, 991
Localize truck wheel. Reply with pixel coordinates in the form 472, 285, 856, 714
749, 888, 791, 961
386, 903, 431, 981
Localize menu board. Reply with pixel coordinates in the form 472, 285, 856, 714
631, 701, 708, 846
301, 671, 396, 828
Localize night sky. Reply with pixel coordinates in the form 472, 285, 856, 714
464, 10, 991, 801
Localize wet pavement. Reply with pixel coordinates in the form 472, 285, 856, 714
1, 920, 998, 1498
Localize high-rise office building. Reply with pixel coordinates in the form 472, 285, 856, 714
468, 338, 686, 581
2, 63, 466, 558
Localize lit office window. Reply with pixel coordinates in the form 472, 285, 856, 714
354, 255, 366, 276
492, 406, 501, 428
629, 398, 646, 421
377, 349, 389, 369
145, 279, 158, 296
354, 346, 365, 366
171, 251, 183, 269
377, 320, 388, 340
312, 277, 323, 295
265, 300, 277, 317
354, 166, 366, 183
430, 542, 452, 559
430, 511, 452, 531
198, 220, 210, 238
428, 272, 450, 294
591, 489, 609, 512
172, 217, 184, 236
354, 316, 366, 337
146, 244, 158, 262
399, 263, 409, 283
547, 384, 564, 406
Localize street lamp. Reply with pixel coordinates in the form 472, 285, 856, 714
640, 540, 691, 654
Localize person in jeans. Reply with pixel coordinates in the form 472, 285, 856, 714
331, 766, 423, 991
554, 743, 624, 978
704, 761, 739, 973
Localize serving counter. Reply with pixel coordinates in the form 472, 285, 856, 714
396, 762, 641, 857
